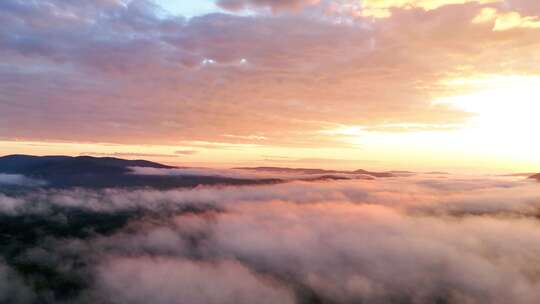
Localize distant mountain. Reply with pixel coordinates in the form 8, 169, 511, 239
236, 166, 394, 178
0, 155, 278, 189
0, 155, 398, 190
352, 169, 394, 178
299, 175, 375, 182
529, 173, 540, 180
236, 167, 344, 174
0, 155, 173, 175
499, 173, 535, 177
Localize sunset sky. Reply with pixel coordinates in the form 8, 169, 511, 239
1, 0, 539, 173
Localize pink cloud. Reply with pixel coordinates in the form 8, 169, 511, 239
0, 0, 538, 147
216, 0, 320, 12
94, 257, 294, 304
3, 173, 540, 302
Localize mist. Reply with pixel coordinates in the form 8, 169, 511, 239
0, 174, 539, 303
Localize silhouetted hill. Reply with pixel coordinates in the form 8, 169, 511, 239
235, 167, 343, 174
529, 173, 540, 181
0, 155, 278, 189
0, 155, 173, 176
352, 169, 393, 178
236, 166, 394, 178
299, 175, 375, 182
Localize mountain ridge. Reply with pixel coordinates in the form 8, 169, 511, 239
235, 166, 395, 178
0, 155, 276, 189
0, 154, 174, 175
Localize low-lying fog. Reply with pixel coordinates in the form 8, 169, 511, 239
1, 172, 539, 304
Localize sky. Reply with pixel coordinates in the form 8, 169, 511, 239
153, 0, 223, 17
0, 0, 539, 173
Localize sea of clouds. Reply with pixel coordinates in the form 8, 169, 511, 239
0, 174, 539, 303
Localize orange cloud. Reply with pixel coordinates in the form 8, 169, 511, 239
360, 0, 500, 18
216, 0, 320, 12
1, 0, 540, 171
473, 7, 540, 31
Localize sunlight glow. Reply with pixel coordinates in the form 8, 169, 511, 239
435, 75, 540, 136
431, 74, 540, 166
320, 74, 540, 173
361, 0, 500, 18
473, 7, 540, 31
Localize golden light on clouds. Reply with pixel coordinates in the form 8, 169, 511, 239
429, 74, 540, 169
361, 0, 500, 18
473, 7, 540, 31
434, 75, 540, 149
1, 0, 540, 173
318, 74, 540, 172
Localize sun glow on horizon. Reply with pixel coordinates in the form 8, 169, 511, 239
319, 75, 540, 173
3, 74, 538, 174
434, 74, 540, 155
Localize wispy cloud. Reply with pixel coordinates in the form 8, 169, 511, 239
216, 0, 320, 12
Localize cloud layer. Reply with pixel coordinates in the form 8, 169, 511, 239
1, 0, 539, 147
94, 258, 295, 304
216, 0, 320, 12
1, 173, 540, 303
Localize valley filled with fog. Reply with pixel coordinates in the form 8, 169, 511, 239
1, 167, 540, 304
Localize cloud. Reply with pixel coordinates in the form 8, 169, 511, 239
216, 0, 320, 12
473, 7, 540, 31
4, 0, 527, 147
0, 174, 45, 187
0, 262, 35, 303
0, 0, 539, 152
1, 173, 539, 216
92, 257, 295, 304
129, 166, 273, 179
182, 201, 540, 303
174, 150, 198, 155
1, 174, 540, 302
360, 0, 501, 18
129, 166, 375, 180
